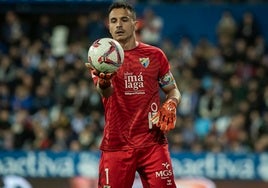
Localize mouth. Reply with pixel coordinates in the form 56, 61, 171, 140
115, 30, 124, 35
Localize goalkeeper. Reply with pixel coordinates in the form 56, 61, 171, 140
86, 2, 181, 188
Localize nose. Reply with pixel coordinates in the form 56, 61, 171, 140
116, 20, 123, 28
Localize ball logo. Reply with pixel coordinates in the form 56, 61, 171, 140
97, 41, 122, 67
92, 39, 101, 47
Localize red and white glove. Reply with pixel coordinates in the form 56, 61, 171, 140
151, 99, 177, 132
92, 69, 115, 90
85, 63, 116, 90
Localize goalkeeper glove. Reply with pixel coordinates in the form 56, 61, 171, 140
151, 99, 177, 132
92, 69, 115, 90
85, 63, 115, 90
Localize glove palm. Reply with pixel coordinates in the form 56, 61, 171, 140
152, 99, 177, 132
86, 63, 116, 89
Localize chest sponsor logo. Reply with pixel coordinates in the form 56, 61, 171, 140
124, 72, 145, 95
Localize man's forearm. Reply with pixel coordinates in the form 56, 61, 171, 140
166, 88, 181, 105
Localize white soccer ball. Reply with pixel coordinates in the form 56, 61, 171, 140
88, 38, 124, 73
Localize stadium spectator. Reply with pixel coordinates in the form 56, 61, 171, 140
217, 10, 237, 42
1, 11, 29, 46
140, 8, 163, 46
236, 11, 260, 46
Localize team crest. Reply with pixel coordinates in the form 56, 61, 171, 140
139, 57, 150, 68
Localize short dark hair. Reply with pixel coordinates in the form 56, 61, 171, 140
108, 2, 136, 20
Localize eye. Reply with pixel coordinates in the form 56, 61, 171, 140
110, 18, 117, 23
122, 17, 129, 22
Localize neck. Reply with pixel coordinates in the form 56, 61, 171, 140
119, 37, 138, 51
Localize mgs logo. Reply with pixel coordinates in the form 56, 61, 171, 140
156, 170, 173, 178
155, 162, 173, 179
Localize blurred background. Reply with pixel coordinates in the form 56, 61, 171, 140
0, 0, 268, 187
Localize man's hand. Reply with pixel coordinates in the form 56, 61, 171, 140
85, 63, 116, 90
151, 99, 177, 132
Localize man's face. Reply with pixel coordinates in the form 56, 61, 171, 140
108, 8, 136, 42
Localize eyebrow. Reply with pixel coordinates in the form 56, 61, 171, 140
110, 16, 131, 21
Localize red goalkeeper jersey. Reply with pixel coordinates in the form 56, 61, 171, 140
95, 42, 174, 151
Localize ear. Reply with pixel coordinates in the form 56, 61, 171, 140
134, 20, 139, 31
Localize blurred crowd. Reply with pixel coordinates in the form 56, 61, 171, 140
134, 0, 268, 4
0, 6, 268, 153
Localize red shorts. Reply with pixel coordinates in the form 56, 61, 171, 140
98, 144, 176, 188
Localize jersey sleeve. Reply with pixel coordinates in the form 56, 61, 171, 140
158, 49, 170, 78
157, 49, 176, 88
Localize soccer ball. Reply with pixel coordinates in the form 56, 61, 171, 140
87, 38, 124, 73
